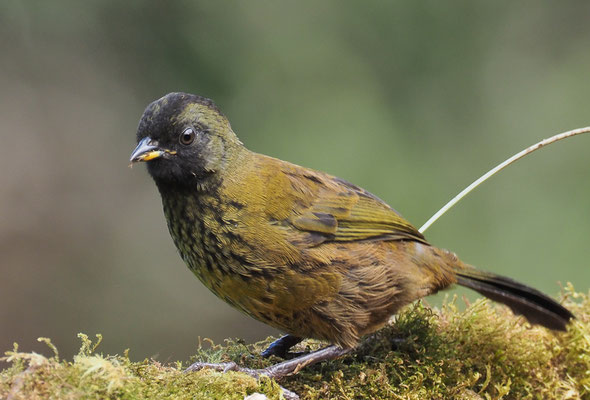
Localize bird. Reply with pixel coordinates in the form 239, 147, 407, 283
130, 92, 574, 378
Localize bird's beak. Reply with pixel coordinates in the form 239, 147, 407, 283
130, 137, 165, 163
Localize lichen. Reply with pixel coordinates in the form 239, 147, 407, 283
2, 284, 588, 400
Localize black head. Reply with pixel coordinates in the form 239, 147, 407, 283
130, 92, 242, 188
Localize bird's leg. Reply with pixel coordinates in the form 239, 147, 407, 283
185, 345, 351, 400
261, 345, 352, 377
185, 344, 351, 379
261, 334, 303, 358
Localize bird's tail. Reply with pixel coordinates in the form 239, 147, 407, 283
453, 263, 574, 331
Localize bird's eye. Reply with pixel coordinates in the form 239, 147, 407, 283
179, 128, 196, 145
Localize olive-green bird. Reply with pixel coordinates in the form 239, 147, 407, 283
130, 92, 573, 377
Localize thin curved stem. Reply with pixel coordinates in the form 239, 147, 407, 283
419, 126, 590, 234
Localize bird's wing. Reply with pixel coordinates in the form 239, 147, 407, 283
287, 170, 427, 246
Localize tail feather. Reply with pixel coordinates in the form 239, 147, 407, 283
455, 266, 574, 331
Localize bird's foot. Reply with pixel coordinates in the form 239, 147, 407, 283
185, 345, 352, 400
185, 361, 248, 374
185, 344, 351, 379
185, 361, 300, 399
260, 334, 303, 359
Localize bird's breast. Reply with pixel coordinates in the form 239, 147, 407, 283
158, 189, 289, 317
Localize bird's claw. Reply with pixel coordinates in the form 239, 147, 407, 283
184, 361, 239, 373
184, 344, 350, 400
222, 361, 238, 373
184, 361, 299, 399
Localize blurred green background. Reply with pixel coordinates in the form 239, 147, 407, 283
1, 1, 589, 364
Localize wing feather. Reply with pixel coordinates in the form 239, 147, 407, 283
287, 169, 426, 245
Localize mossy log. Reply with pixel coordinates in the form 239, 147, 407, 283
2, 284, 588, 400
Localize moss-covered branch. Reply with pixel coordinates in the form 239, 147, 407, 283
2, 284, 589, 399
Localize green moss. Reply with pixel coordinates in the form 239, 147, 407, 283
0, 334, 282, 400
2, 284, 589, 399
